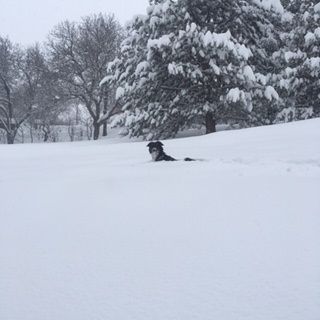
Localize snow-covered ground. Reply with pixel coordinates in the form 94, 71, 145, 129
1, 119, 320, 320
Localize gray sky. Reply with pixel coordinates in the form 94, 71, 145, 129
0, 0, 149, 45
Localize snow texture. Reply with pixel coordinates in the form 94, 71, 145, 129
226, 87, 244, 103
253, 0, 284, 13
135, 61, 149, 76
115, 86, 125, 100
264, 85, 279, 100
148, 34, 172, 49
1, 119, 320, 320
243, 65, 256, 81
305, 57, 320, 70
202, 30, 252, 60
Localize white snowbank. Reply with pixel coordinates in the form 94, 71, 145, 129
1, 119, 320, 320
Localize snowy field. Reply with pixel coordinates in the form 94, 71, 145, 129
1, 119, 320, 320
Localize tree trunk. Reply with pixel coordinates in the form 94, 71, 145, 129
102, 121, 107, 137
30, 126, 34, 143
93, 122, 100, 140
205, 112, 216, 134
7, 132, 15, 144
43, 131, 49, 142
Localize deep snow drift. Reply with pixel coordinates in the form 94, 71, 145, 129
1, 119, 320, 320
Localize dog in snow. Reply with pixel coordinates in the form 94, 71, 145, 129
147, 141, 194, 161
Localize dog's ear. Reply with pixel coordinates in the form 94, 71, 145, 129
155, 141, 163, 146
147, 142, 153, 147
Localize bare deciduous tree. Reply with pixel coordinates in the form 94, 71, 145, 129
0, 37, 27, 144
48, 13, 122, 140
0, 38, 57, 144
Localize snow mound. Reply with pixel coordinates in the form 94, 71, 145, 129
0, 119, 319, 320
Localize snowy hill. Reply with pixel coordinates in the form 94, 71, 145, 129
1, 119, 320, 320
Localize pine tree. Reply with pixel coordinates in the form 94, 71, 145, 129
186, 0, 283, 126
105, 0, 281, 139
275, 1, 320, 121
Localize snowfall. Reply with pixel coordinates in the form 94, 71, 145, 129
0, 119, 319, 320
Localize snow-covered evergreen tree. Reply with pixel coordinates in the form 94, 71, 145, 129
274, 1, 320, 121
105, 0, 281, 139
172, 0, 283, 128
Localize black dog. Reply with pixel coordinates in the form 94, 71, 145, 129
147, 141, 194, 161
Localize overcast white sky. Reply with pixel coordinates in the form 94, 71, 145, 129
0, 0, 149, 45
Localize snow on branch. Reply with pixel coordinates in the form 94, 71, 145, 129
202, 30, 252, 60
252, 0, 284, 14
264, 86, 279, 101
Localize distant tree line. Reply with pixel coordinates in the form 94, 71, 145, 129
0, 14, 122, 144
1, 0, 319, 144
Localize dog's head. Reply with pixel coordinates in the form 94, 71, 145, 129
147, 141, 164, 161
